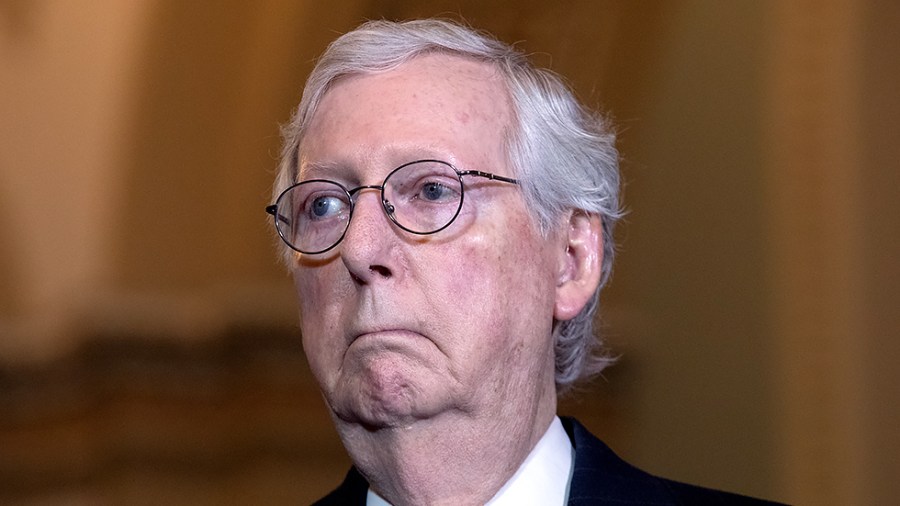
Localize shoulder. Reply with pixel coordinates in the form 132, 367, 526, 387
310, 419, 786, 505
562, 417, 787, 505
658, 479, 787, 505
311, 466, 368, 506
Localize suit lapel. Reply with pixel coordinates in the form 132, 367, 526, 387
563, 417, 676, 505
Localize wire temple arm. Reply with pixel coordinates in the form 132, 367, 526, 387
459, 170, 519, 185
265, 205, 291, 226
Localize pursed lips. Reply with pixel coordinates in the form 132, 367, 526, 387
344, 324, 436, 359
350, 327, 424, 344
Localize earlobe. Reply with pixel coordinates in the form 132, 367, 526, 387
554, 211, 603, 321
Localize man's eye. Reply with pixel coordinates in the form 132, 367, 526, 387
420, 181, 451, 201
414, 178, 459, 203
306, 195, 347, 219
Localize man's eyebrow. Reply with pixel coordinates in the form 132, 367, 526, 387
298, 160, 348, 182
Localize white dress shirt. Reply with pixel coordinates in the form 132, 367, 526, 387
366, 416, 575, 505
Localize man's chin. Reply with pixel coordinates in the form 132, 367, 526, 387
330, 389, 420, 429
329, 377, 446, 430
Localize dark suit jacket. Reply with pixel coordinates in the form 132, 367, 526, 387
312, 417, 785, 505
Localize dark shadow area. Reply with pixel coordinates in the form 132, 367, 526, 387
0, 323, 349, 505
0, 0, 38, 44
0, 193, 22, 319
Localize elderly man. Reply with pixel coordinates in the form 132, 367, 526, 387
267, 19, 780, 506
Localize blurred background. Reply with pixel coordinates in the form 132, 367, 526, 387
1, 1, 898, 504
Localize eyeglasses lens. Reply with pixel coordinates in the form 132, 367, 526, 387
275, 160, 464, 253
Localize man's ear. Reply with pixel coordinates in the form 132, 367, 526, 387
554, 211, 603, 321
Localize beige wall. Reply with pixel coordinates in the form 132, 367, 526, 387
765, 1, 900, 504
1, 0, 153, 357
1, 1, 897, 504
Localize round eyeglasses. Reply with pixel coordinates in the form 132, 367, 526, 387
266, 159, 519, 254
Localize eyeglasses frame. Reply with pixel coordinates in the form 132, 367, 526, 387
265, 159, 519, 255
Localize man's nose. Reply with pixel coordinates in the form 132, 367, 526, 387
340, 189, 397, 282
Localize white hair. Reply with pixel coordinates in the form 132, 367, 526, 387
274, 19, 622, 393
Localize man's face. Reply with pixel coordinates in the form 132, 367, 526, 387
293, 54, 563, 429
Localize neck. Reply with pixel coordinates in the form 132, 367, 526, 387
335, 395, 557, 505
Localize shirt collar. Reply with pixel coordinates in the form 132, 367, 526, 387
366, 416, 574, 505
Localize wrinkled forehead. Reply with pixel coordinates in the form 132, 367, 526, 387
296, 53, 515, 182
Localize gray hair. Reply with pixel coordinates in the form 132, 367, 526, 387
274, 19, 622, 393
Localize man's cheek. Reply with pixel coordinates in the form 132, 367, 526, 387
301, 332, 330, 386
440, 240, 498, 296
294, 268, 336, 315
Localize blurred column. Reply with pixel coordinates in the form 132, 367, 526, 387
762, 0, 897, 504
0, 0, 155, 359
